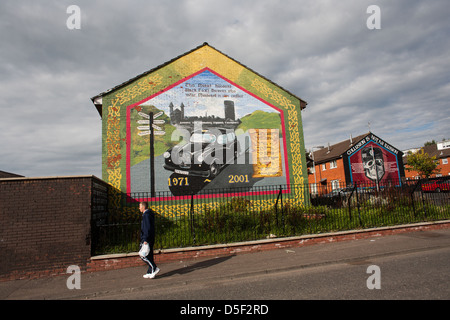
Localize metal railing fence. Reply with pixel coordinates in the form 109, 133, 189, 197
91, 178, 450, 255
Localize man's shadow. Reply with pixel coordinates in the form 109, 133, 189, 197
157, 255, 235, 278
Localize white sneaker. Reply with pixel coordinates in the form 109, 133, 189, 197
149, 267, 160, 279
143, 273, 152, 278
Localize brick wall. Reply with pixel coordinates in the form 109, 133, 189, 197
405, 160, 450, 179
0, 176, 108, 281
308, 158, 347, 194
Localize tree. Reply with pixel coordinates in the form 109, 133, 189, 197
405, 150, 441, 178
424, 140, 436, 146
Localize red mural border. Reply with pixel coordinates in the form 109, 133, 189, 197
125, 67, 291, 201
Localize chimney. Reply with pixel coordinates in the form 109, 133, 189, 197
224, 100, 235, 120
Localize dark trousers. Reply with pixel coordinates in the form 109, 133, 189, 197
140, 241, 157, 274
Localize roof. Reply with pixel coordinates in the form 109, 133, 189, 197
91, 42, 307, 117
311, 133, 369, 164
0, 170, 24, 179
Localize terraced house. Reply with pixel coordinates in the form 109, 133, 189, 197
403, 139, 450, 180
91, 42, 310, 214
308, 132, 405, 195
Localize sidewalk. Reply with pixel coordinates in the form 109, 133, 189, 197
1, 222, 449, 300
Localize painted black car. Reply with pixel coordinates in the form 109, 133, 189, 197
163, 128, 241, 178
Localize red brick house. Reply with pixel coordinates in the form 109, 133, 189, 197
403, 140, 450, 179
307, 132, 405, 195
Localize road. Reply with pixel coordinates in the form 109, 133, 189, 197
89, 229, 450, 300
94, 245, 450, 301
2, 226, 449, 312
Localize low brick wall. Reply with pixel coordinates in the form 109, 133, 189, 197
0, 176, 108, 281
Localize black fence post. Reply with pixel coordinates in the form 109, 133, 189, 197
348, 184, 356, 221
410, 180, 420, 217
190, 192, 196, 245
274, 186, 282, 227
420, 179, 428, 218
278, 186, 285, 233
355, 182, 363, 227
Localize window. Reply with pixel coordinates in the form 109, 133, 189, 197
443, 158, 448, 165
330, 160, 337, 169
310, 183, 318, 195
321, 164, 326, 171
217, 134, 228, 144
331, 180, 340, 190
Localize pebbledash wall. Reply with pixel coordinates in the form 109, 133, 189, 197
0, 176, 108, 281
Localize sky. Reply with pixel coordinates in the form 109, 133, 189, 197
141, 69, 276, 119
1, 0, 449, 178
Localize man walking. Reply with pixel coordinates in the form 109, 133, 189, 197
139, 201, 160, 279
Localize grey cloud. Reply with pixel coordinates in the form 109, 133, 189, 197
1, 0, 449, 178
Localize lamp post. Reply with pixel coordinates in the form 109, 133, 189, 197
311, 146, 324, 195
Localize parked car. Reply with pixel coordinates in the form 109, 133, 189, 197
421, 179, 450, 193
163, 128, 240, 178
323, 187, 354, 198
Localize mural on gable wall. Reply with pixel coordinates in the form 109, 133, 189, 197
128, 68, 287, 196
344, 134, 404, 186
95, 43, 309, 213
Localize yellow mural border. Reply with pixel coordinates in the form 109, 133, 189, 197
102, 45, 307, 215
